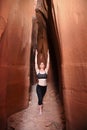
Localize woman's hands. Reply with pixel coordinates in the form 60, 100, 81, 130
35, 49, 39, 72
47, 50, 49, 55
45, 50, 50, 73
35, 49, 38, 55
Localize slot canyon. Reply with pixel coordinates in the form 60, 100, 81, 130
0, 0, 87, 130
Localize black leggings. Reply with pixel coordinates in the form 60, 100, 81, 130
36, 84, 47, 105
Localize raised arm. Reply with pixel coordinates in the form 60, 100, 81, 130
45, 50, 50, 73
35, 50, 39, 74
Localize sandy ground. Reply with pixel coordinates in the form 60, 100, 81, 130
8, 81, 65, 130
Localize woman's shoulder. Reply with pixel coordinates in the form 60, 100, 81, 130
36, 69, 40, 74
45, 68, 48, 74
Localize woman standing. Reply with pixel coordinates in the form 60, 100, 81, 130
35, 50, 50, 115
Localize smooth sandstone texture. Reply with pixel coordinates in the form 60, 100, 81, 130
52, 0, 87, 130
0, 0, 34, 129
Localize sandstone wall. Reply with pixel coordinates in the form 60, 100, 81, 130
52, 0, 87, 130
0, 0, 34, 129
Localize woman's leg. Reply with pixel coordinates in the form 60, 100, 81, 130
42, 86, 47, 99
36, 85, 43, 114
36, 85, 43, 105
36, 85, 47, 114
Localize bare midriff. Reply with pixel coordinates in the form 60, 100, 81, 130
38, 79, 47, 86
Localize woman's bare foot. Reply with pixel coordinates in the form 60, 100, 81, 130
39, 105, 43, 115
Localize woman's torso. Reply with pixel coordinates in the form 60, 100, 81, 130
37, 70, 47, 86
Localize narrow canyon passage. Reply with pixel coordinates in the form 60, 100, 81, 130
1, 0, 87, 130
8, 70, 65, 130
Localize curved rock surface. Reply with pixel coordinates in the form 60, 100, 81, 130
0, 0, 34, 129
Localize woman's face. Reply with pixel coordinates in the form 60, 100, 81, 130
39, 62, 45, 70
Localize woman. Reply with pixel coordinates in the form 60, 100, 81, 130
35, 50, 50, 115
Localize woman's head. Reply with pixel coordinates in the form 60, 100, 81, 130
39, 62, 45, 70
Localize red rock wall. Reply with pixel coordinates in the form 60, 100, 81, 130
52, 0, 87, 130
0, 0, 34, 129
